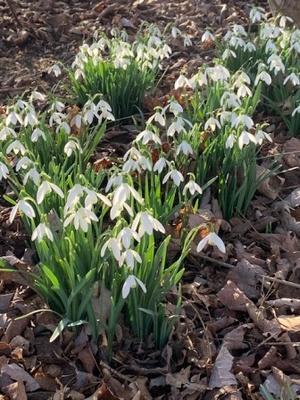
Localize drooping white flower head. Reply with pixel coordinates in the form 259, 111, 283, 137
37, 181, 64, 205
9, 200, 36, 223
32, 223, 54, 242
0, 162, 9, 181
197, 232, 226, 254
64, 207, 98, 232
16, 156, 32, 172
238, 130, 257, 149
176, 141, 193, 156
31, 128, 46, 143
132, 211, 165, 237
6, 140, 26, 156
201, 31, 215, 43
48, 64, 62, 77
122, 275, 146, 299
64, 140, 82, 157
183, 180, 202, 196
162, 168, 184, 187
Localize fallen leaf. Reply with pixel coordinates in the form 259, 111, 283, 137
277, 315, 300, 332
3, 380, 27, 400
209, 345, 237, 389
217, 280, 253, 312
1, 363, 40, 391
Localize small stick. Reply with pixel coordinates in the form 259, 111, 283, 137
99, 360, 134, 383
0, 86, 29, 94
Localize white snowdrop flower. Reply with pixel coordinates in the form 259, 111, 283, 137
284, 73, 300, 87
132, 211, 165, 236
23, 168, 40, 186
183, 35, 192, 47
97, 100, 115, 122
15, 99, 28, 110
256, 129, 272, 145
16, 156, 32, 172
64, 140, 82, 157
234, 72, 251, 87
250, 7, 266, 23
101, 237, 122, 261
84, 188, 111, 209
183, 180, 202, 196
267, 54, 285, 75
169, 100, 183, 115
9, 200, 36, 223
244, 42, 256, 52
135, 129, 161, 145
48, 64, 62, 77
197, 232, 226, 254
222, 49, 237, 60
6, 140, 26, 155
225, 134, 236, 149
265, 39, 277, 54
64, 184, 84, 213
292, 42, 300, 54
24, 110, 38, 127
49, 112, 65, 127
232, 114, 254, 129
221, 92, 241, 109
64, 207, 98, 232
6, 111, 23, 126
175, 75, 193, 90
238, 130, 257, 149
70, 114, 82, 129
202, 31, 215, 42
105, 174, 123, 193
57, 121, 71, 134
119, 249, 142, 269
220, 111, 234, 126
147, 111, 166, 127
32, 223, 54, 242
237, 84, 252, 99
171, 26, 181, 39
229, 36, 246, 49
204, 117, 221, 132
255, 71, 272, 86
232, 24, 247, 37
167, 117, 188, 137
176, 141, 193, 156
162, 168, 184, 186
193, 71, 208, 87
292, 106, 300, 117
0, 126, 16, 141
279, 15, 294, 28
117, 227, 140, 249
37, 181, 64, 205
206, 65, 230, 82
0, 162, 9, 181
110, 183, 143, 220
31, 128, 46, 143
30, 91, 46, 102
122, 275, 146, 299
51, 101, 65, 113
153, 157, 168, 174
75, 68, 85, 80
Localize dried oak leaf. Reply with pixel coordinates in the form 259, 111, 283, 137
277, 315, 300, 332
209, 345, 237, 389
1, 363, 40, 391
217, 280, 253, 312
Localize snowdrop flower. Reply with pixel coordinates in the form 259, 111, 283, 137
110, 183, 143, 220
31, 127, 46, 142
233, 72, 251, 87
238, 130, 257, 149
84, 188, 111, 209
220, 111, 235, 126
183, 180, 202, 196
222, 49, 237, 60
171, 26, 181, 39
284, 73, 300, 87
250, 7, 266, 23
265, 40, 277, 54
256, 129, 272, 145
0, 162, 9, 181
244, 42, 256, 52
292, 106, 300, 117
255, 71, 272, 86
16, 156, 32, 172
70, 114, 82, 130
122, 275, 146, 299
6, 140, 26, 155
0, 126, 16, 141
169, 100, 183, 115
57, 121, 71, 135
51, 101, 65, 113
183, 35, 192, 47
206, 65, 230, 82
6, 111, 22, 126
64, 140, 82, 157
197, 232, 226, 254
105, 174, 123, 193
15, 99, 28, 110
118, 227, 140, 250
37, 181, 64, 204
153, 157, 168, 174
147, 111, 166, 127
204, 117, 221, 132
119, 249, 142, 269
48, 64, 62, 77
64, 184, 85, 213
30, 91, 46, 102
237, 84, 252, 99
64, 207, 98, 232
101, 237, 122, 261
9, 200, 35, 223
135, 129, 161, 145
132, 211, 165, 236
267, 54, 285, 75
232, 114, 254, 129
163, 168, 184, 187
24, 110, 38, 127
202, 31, 215, 43
31, 223, 53, 242
225, 134, 236, 149
232, 24, 247, 37
49, 112, 66, 127
176, 141, 193, 156
167, 117, 187, 137
221, 92, 241, 109
23, 168, 40, 186
175, 75, 193, 90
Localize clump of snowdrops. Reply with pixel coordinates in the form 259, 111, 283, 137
70, 26, 172, 120
218, 7, 300, 136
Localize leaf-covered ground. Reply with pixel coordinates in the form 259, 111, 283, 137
1, 1, 300, 399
